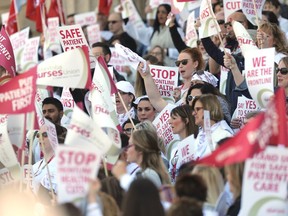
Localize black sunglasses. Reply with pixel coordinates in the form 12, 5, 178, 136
276, 68, 288, 75
187, 95, 197, 102
217, 19, 225, 25
175, 59, 189, 67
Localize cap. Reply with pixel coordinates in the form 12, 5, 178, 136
191, 70, 218, 87
133, 95, 149, 105
116, 81, 135, 96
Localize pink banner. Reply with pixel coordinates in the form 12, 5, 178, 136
0, 66, 37, 114
0, 26, 16, 77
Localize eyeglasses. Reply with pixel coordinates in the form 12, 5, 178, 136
123, 128, 133, 134
175, 59, 190, 67
187, 95, 197, 102
36, 132, 48, 138
217, 19, 225, 25
193, 107, 203, 113
276, 68, 288, 75
108, 20, 120, 24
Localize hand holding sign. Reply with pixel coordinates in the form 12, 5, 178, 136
223, 52, 237, 70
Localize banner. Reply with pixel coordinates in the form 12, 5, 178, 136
234, 96, 262, 123
177, 134, 197, 166
57, 24, 95, 68
239, 146, 288, 216
74, 12, 97, 26
152, 103, 180, 160
223, 0, 242, 21
196, 88, 288, 167
37, 47, 91, 89
244, 47, 274, 108
233, 20, 258, 58
0, 66, 37, 114
242, 0, 265, 26
65, 105, 113, 154
149, 64, 178, 103
56, 145, 101, 204
185, 11, 198, 48
198, 0, 220, 39
20, 36, 40, 72
10, 27, 30, 72
0, 26, 16, 77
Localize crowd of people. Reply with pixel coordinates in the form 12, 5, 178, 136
1, 0, 288, 215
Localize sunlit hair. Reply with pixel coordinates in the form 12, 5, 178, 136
224, 162, 244, 200
180, 47, 205, 71
191, 94, 224, 123
259, 22, 288, 54
192, 165, 224, 205
132, 129, 171, 184
170, 105, 198, 138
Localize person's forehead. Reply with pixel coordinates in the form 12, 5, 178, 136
92, 46, 104, 53
124, 122, 133, 128
228, 12, 245, 21
138, 100, 152, 107
108, 13, 121, 21
42, 104, 57, 110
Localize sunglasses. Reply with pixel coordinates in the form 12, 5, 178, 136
187, 95, 197, 102
36, 132, 48, 138
123, 128, 133, 134
175, 59, 189, 67
217, 19, 225, 25
276, 68, 288, 75
108, 20, 119, 24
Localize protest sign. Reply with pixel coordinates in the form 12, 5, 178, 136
1, 12, 9, 27
185, 11, 198, 48
0, 66, 37, 114
87, 24, 101, 46
0, 26, 16, 77
45, 17, 62, 55
109, 47, 130, 74
56, 145, 101, 204
10, 27, 30, 72
234, 96, 262, 123
65, 105, 113, 154
153, 103, 180, 160
74, 12, 97, 26
198, 0, 220, 39
57, 24, 95, 68
244, 48, 274, 108
60, 87, 75, 127
37, 46, 91, 89
242, 0, 265, 26
0, 167, 17, 188
233, 20, 258, 58
223, 0, 242, 21
22, 164, 33, 189
150, 64, 178, 103
219, 65, 229, 95
43, 119, 59, 151
7, 114, 25, 149
20, 36, 40, 71
196, 88, 288, 167
177, 135, 197, 166
35, 88, 50, 128
239, 146, 288, 216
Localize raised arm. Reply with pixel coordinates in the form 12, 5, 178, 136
137, 62, 168, 112
223, 52, 244, 87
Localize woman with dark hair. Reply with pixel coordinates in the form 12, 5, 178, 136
261, 10, 280, 26
112, 129, 170, 190
122, 178, 165, 216
134, 96, 157, 122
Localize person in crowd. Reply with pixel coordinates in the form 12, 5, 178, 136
186, 82, 231, 124
121, 178, 166, 216
66, 13, 76, 25
168, 105, 199, 182
149, 45, 166, 65
134, 95, 157, 122
91, 42, 126, 82
115, 81, 136, 126
264, 0, 288, 33
256, 22, 288, 64
166, 197, 203, 216
225, 162, 245, 216
261, 10, 280, 25
112, 129, 171, 190
0, 65, 11, 85
191, 94, 234, 158
277, 56, 288, 97
106, 12, 137, 52
122, 118, 140, 137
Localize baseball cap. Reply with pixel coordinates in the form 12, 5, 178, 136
116, 81, 135, 96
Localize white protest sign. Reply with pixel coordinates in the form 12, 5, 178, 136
35, 88, 50, 128
7, 114, 25, 149
177, 135, 197, 166
57, 24, 95, 68
87, 24, 101, 46
204, 110, 213, 152
239, 146, 288, 216
234, 96, 262, 122
152, 103, 180, 160
244, 47, 274, 108
185, 11, 198, 48
43, 119, 59, 150
242, 0, 265, 26
223, 0, 242, 21
10, 27, 30, 72
60, 87, 75, 127
109, 47, 130, 73
46, 17, 62, 54
56, 145, 101, 204
20, 36, 40, 72
22, 164, 33, 190
65, 106, 113, 154
149, 0, 171, 9
0, 167, 17, 188
219, 65, 229, 95
233, 20, 258, 58
74, 12, 97, 26
1, 12, 9, 27
37, 47, 91, 89
198, 0, 221, 39
150, 64, 178, 103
